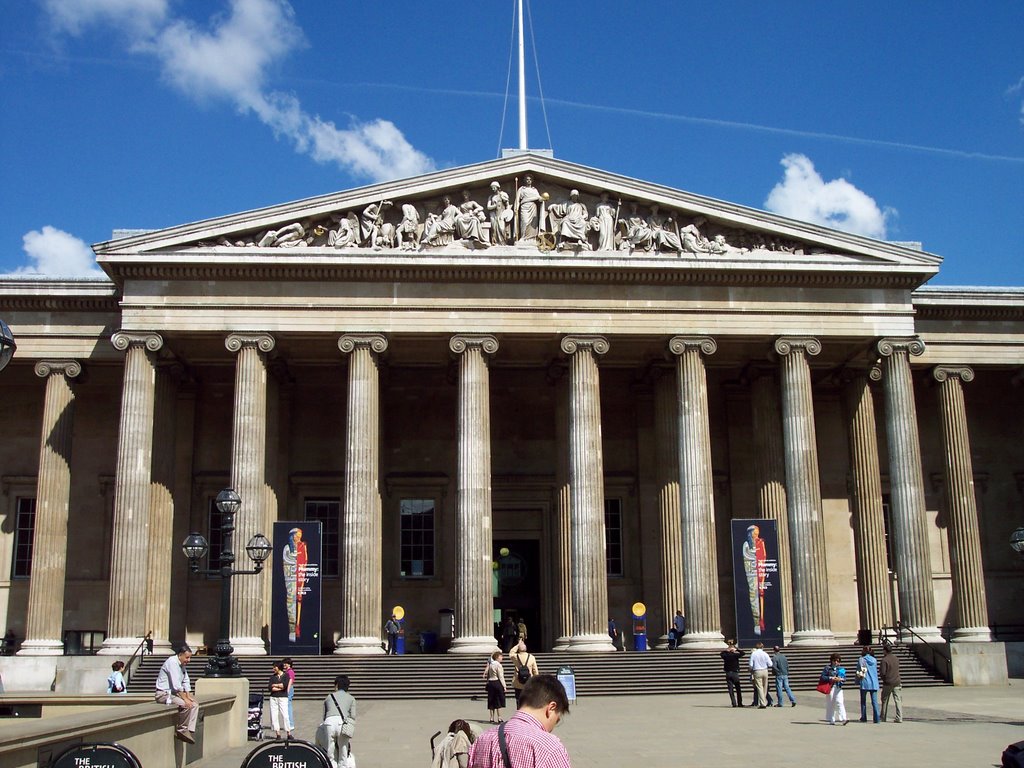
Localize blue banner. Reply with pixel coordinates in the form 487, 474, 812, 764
271, 521, 322, 655
730, 519, 783, 647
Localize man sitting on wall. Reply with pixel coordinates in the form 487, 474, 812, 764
155, 644, 199, 744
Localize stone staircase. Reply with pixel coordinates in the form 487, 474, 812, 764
128, 644, 946, 700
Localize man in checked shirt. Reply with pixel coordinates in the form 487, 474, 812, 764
469, 674, 572, 768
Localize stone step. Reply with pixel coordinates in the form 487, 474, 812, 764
128, 644, 946, 700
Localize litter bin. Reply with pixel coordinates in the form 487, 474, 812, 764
420, 631, 438, 653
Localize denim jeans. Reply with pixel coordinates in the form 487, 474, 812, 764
859, 688, 880, 722
775, 674, 796, 705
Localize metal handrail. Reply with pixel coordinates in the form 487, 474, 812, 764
881, 621, 952, 682
124, 635, 153, 688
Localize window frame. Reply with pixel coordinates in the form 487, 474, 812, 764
303, 497, 340, 578
399, 497, 436, 579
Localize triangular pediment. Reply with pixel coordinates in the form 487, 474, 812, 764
94, 154, 940, 280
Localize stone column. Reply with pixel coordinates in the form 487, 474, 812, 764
225, 333, 275, 655
560, 335, 615, 651
774, 337, 834, 644
335, 334, 388, 654
843, 372, 893, 635
877, 338, 940, 641
100, 332, 163, 656
448, 335, 501, 653
551, 364, 573, 650
669, 336, 725, 648
145, 363, 181, 657
18, 361, 81, 656
933, 365, 992, 642
654, 368, 686, 648
749, 370, 794, 638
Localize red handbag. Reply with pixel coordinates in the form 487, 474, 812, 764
816, 680, 832, 694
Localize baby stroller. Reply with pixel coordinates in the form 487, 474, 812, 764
247, 693, 265, 740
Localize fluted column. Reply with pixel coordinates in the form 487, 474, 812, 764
933, 365, 992, 642
843, 372, 893, 634
100, 332, 163, 655
774, 337, 834, 644
561, 335, 615, 651
552, 364, 573, 650
750, 370, 794, 638
226, 333, 275, 655
335, 334, 388, 654
669, 336, 725, 648
877, 338, 940, 641
19, 361, 81, 656
145, 363, 180, 657
448, 335, 501, 653
654, 368, 686, 648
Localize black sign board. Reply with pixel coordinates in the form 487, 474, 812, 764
53, 743, 142, 768
242, 739, 331, 768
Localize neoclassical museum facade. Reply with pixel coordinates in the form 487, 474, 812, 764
1, 155, 1021, 679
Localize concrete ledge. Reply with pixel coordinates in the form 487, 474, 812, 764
950, 640, 1008, 686
0, 693, 235, 768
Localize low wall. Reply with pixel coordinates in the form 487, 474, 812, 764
950, 641, 1008, 686
0, 693, 235, 768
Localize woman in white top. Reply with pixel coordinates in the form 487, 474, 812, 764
481, 650, 506, 723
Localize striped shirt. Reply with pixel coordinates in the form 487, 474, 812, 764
468, 710, 571, 768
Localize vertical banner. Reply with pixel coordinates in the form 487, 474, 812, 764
271, 521, 322, 655
730, 519, 783, 647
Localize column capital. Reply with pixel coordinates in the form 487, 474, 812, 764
337, 333, 388, 355
34, 360, 82, 379
111, 331, 163, 353
225, 333, 275, 354
668, 336, 717, 357
774, 336, 821, 357
932, 365, 975, 383
877, 336, 925, 358
449, 334, 499, 356
560, 335, 609, 356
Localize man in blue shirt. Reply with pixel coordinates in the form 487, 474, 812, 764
155, 645, 199, 743
772, 645, 797, 707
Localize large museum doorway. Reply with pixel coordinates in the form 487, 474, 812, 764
492, 537, 542, 651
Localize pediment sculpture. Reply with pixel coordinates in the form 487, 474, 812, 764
209, 175, 810, 257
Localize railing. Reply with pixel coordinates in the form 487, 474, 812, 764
881, 621, 952, 682
124, 635, 154, 689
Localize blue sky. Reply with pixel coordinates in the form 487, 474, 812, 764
1, 0, 1021, 285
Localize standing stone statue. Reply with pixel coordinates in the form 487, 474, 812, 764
592, 192, 617, 251
397, 203, 421, 249
515, 174, 542, 242
361, 201, 393, 247
487, 182, 513, 245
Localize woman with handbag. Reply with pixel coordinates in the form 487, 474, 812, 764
482, 650, 507, 723
316, 674, 356, 768
821, 653, 848, 725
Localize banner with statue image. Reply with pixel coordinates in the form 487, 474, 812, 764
730, 519, 783, 648
271, 521, 322, 655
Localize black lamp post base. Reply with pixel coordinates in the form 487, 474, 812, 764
204, 641, 243, 677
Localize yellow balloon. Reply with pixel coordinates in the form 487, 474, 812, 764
631, 602, 646, 617
393, 605, 405, 620
499, 547, 510, 557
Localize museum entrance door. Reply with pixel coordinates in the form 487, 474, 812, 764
492, 537, 542, 652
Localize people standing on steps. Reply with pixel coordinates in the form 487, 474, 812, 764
384, 614, 400, 655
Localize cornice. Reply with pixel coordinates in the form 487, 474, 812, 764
0, 280, 121, 313
913, 286, 1024, 321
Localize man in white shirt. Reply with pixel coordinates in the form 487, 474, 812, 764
155, 645, 199, 743
748, 641, 773, 709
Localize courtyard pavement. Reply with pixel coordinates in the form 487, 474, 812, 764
193, 681, 1023, 768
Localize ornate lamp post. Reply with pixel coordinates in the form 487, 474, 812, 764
181, 488, 272, 677
1011, 527, 1024, 559
0, 318, 16, 372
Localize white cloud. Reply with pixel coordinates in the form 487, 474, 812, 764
764, 154, 890, 239
44, 0, 434, 182
1008, 75, 1024, 124
18, 226, 104, 277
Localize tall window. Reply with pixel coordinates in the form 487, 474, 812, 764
400, 499, 435, 578
12, 497, 36, 579
605, 498, 623, 577
305, 498, 340, 577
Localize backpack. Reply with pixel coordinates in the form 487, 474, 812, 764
516, 654, 532, 684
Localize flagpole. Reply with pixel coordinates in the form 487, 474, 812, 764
517, 0, 527, 150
